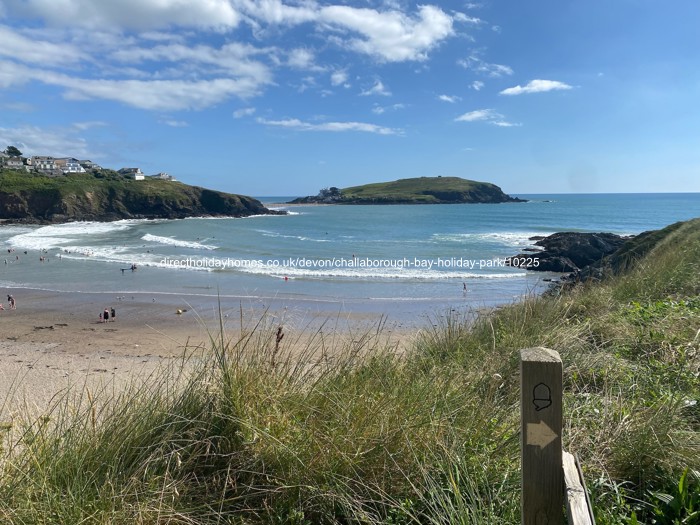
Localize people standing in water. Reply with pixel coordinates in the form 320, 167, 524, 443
7, 295, 16, 309
110, 307, 116, 322
103, 308, 110, 323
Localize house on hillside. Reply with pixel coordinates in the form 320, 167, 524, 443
55, 157, 86, 173
0, 152, 8, 166
5, 156, 27, 171
31, 156, 56, 172
119, 167, 145, 180
80, 160, 101, 170
148, 172, 175, 181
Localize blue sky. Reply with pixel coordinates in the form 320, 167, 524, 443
1, 0, 698, 196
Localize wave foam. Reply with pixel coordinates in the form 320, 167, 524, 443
431, 231, 552, 247
141, 234, 217, 250
7, 221, 138, 251
237, 265, 526, 281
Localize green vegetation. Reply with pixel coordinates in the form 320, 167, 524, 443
0, 168, 271, 222
1, 219, 699, 523
291, 176, 524, 204
3, 146, 22, 157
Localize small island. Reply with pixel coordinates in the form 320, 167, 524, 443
288, 176, 525, 205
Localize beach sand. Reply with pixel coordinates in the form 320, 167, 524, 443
0, 288, 414, 416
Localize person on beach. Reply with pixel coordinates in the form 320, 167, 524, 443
110, 307, 116, 322
103, 308, 110, 322
8, 295, 15, 309
99, 312, 103, 323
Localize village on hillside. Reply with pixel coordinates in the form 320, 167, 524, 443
0, 145, 175, 181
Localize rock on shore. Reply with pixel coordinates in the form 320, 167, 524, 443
506, 232, 631, 273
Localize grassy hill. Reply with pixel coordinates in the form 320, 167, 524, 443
290, 176, 525, 204
1, 218, 698, 523
0, 169, 275, 222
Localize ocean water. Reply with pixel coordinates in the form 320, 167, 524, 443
1, 193, 699, 321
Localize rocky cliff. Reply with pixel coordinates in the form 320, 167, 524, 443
0, 170, 281, 223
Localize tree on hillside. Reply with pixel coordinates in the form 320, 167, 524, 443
5, 146, 22, 157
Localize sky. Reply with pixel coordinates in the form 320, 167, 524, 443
0, 0, 699, 197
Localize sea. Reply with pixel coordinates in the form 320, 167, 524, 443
1, 193, 700, 324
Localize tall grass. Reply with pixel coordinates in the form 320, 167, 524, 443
1, 219, 699, 523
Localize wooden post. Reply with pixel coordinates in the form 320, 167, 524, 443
563, 452, 595, 525
521, 347, 563, 525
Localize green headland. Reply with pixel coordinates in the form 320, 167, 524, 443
289, 176, 525, 204
0, 168, 280, 223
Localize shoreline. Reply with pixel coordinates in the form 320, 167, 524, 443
0, 287, 424, 415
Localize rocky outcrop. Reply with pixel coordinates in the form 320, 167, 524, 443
506, 232, 631, 273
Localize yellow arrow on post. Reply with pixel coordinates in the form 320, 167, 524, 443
527, 420, 558, 449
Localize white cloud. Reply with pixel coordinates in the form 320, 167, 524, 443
438, 94, 460, 103
499, 79, 573, 95
11, 0, 242, 30
372, 103, 405, 114
257, 117, 401, 135
0, 1, 465, 114
160, 119, 189, 127
330, 69, 349, 87
73, 121, 107, 130
491, 120, 521, 127
1, 50, 272, 111
317, 4, 454, 62
10, 1, 456, 63
233, 0, 316, 26
110, 42, 272, 81
453, 12, 481, 24
454, 108, 520, 127
52, 76, 266, 111
458, 55, 513, 77
455, 108, 499, 122
360, 80, 391, 96
471, 80, 484, 91
0, 25, 87, 65
0, 125, 94, 158
233, 107, 256, 118
287, 48, 323, 70
0, 61, 25, 88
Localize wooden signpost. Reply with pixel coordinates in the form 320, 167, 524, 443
521, 347, 563, 525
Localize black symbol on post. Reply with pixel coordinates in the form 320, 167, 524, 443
533, 383, 552, 411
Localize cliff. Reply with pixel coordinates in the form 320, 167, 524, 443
0, 169, 281, 223
289, 176, 525, 204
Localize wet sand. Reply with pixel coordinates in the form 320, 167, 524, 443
0, 288, 415, 416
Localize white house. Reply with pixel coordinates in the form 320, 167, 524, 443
55, 157, 86, 173
148, 172, 175, 181
31, 156, 56, 171
80, 160, 101, 170
119, 168, 145, 180
5, 156, 26, 170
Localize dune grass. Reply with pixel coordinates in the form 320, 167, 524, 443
1, 219, 699, 523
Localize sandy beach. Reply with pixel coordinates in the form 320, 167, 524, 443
0, 287, 414, 416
